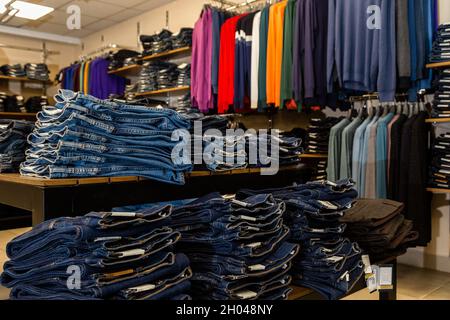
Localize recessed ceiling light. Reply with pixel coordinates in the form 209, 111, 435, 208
0, 1, 54, 20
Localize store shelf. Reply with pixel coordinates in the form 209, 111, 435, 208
426, 61, 450, 69
141, 47, 191, 61
0, 112, 37, 119
427, 188, 450, 194
0, 75, 53, 85
108, 47, 192, 77
300, 154, 328, 159
426, 118, 450, 123
134, 86, 190, 97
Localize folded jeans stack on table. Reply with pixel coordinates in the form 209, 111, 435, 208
340, 199, 419, 261
19, 89, 193, 184
429, 24, 450, 62
24, 63, 50, 81
0, 206, 192, 300
140, 29, 173, 56
429, 133, 450, 188
0, 64, 26, 78
432, 70, 450, 118
171, 28, 193, 49
170, 193, 298, 300
237, 180, 364, 300
0, 120, 34, 173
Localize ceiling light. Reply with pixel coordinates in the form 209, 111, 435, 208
0, 1, 54, 20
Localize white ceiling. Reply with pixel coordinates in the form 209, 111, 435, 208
2, 0, 172, 38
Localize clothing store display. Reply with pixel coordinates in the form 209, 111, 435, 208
1, 206, 192, 300
430, 132, 450, 189
24, 96, 48, 113
0, 120, 34, 173
177, 64, 191, 87
432, 69, 450, 118
138, 62, 179, 93
58, 58, 126, 99
24, 64, 50, 81
172, 28, 193, 49
0, 64, 26, 78
429, 23, 450, 62
307, 117, 340, 155
108, 50, 140, 71
140, 29, 173, 56
115, 192, 298, 300
20, 89, 192, 184
341, 199, 419, 261
237, 179, 364, 300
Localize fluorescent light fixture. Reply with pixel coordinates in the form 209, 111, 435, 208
0, 1, 54, 20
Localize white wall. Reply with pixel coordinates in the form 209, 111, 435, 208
81, 0, 207, 54
398, 2, 450, 273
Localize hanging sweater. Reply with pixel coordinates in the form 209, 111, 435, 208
258, 6, 270, 111
327, 0, 396, 102
250, 11, 262, 109
280, 0, 296, 108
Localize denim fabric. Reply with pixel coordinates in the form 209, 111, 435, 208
20, 89, 192, 184
0, 119, 34, 172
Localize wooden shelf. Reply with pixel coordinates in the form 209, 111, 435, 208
134, 86, 190, 97
427, 188, 450, 194
300, 154, 328, 159
0, 112, 37, 119
0, 75, 53, 85
108, 47, 192, 77
141, 47, 191, 61
426, 118, 450, 123
426, 61, 450, 69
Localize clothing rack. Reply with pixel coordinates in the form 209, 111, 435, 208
210, 0, 271, 11
79, 44, 132, 61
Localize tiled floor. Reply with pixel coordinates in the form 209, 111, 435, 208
0, 228, 449, 300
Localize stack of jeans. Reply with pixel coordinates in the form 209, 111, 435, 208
432, 69, 450, 118
24, 64, 50, 81
174, 193, 298, 300
429, 132, 450, 188
0, 120, 34, 173
237, 180, 364, 300
0, 206, 193, 300
171, 28, 193, 49
177, 64, 191, 87
157, 63, 179, 89
25, 96, 48, 113
429, 23, 450, 63
175, 93, 192, 110
108, 50, 140, 71
0, 94, 25, 113
341, 199, 419, 261
307, 118, 341, 154
140, 30, 173, 56
19, 89, 193, 184
0, 64, 26, 78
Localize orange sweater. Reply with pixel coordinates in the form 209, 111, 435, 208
266, 1, 287, 108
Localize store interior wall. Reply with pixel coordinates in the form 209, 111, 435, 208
0, 34, 79, 99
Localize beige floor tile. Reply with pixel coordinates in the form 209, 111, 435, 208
397, 264, 450, 298
0, 285, 10, 300
422, 283, 450, 300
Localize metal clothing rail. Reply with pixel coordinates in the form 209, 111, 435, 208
79, 43, 134, 61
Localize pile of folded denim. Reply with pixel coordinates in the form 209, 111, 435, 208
138, 62, 179, 93
429, 23, 450, 63
171, 28, 193, 49
19, 89, 193, 184
432, 69, 450, 118
171, 192, 298, 300
0, 64, 26, 78
341, 199, 419, 261
24, 63, 50, 81
429, 132, 450, 188
140, 29, 173, 56
0, 206, 193, 300
0, 93, 25, 113
177, 63, 191, 87
25, 96, 48, 113
311, 160, 327, 182
307, 118, 341, 154
237, 180, 364, 300
0, 120, 34, 173
108, 50, 141, 71
176, 93, 192, 110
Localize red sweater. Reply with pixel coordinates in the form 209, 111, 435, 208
217, 14, 247, 114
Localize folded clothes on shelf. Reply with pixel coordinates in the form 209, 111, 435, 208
108, 50, 141, 71
0, 93, 25, 113
24, 63, 50, 81
19, 89, 193, 184
1, 205, 192, 300
140, 29, 173, 56
138, 61, 179, 93
429, 25, 450, 63
171, 28, 193, 49
25, 96, 48, 113
0, 64, 26, 78
0, 120, 34, 173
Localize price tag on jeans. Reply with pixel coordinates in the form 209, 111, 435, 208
235, 290, 258, 299
379, 266, 394, 290
111, 212, 137, 217
128, 284, 156, 293
249, 264, 266, 271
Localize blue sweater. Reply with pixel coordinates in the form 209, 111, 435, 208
327, 0, 396, 102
